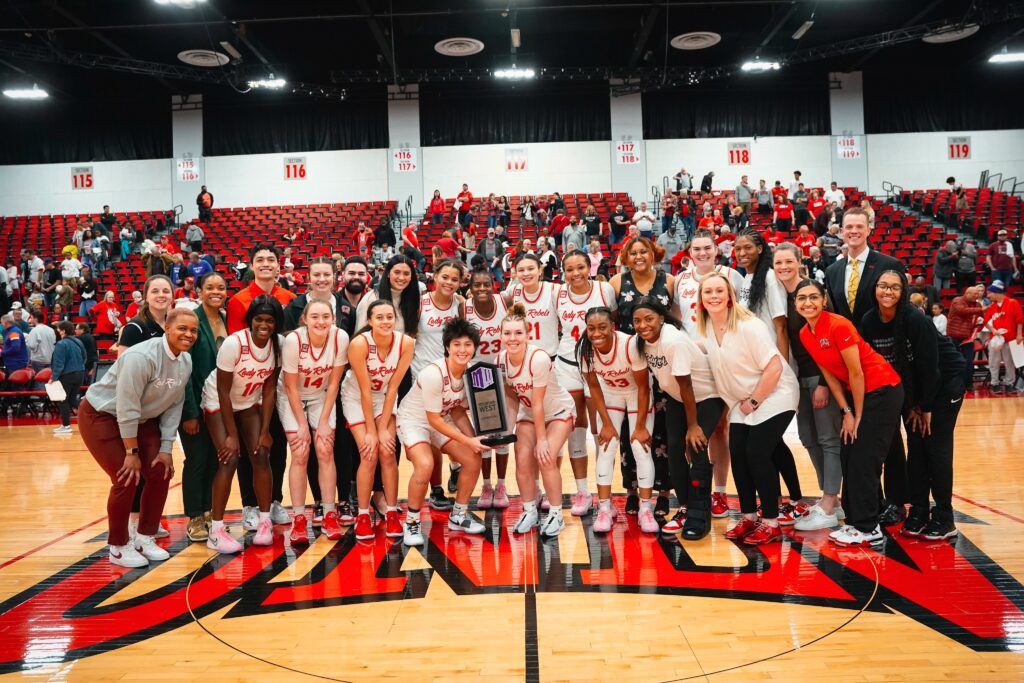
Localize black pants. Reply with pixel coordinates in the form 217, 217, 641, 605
794, 208, 810, 227
238, 411, 287, 506
189, 241, 203, 253
620, 384, 670, 492
906, 391, 963, 520
308, 396, 358, 503
956, 340, 975, 390
773, 441, 803, 501
880, 429, 908, 508
840, 384, 905, 532
729, 411, 795, 519
664, 395, 726, 503
57, 371, 84, 427
775, 218, 792, 233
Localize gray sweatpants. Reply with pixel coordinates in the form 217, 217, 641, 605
797, 375, 843, 495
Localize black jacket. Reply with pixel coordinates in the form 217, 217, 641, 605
824, 248, 904, 322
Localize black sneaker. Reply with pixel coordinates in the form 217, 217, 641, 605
429, 486, 453, 511
337, 500, 356, 524
447, 464, 462, 494
878, 503, 906, 527
625, 492, 640, 516
311, 503, 325, 527
920, 517, 958, 541
900, 507, 928, 536
654, 495, 670, 519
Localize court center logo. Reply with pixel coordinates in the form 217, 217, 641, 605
0, 505, 1021, 672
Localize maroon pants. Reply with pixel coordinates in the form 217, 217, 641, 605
79, 399, 167, 546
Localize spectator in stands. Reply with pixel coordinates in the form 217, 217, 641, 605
75, 323, 98, 383
401, 222, 420, 253
792, 183, 810, 226
185, 222, 205, 254
587, 238, 603, 276
78, 267, 99, 317
983, 280, 1023, 394
931, 303, 948, 335
911, 275, 940, 311
399, 243, 426, 273
562, 217, 587, 255
9, 303, 29, 332
795, 225, 816, 258
728, 204, 748, 232
1, 313, 29, 372
428, 189, 446, 225
656, 222, 684, 272
60, 252, 83, 288
773, 195, 794, 234
582, 204, 603, 241
21, 249, 44, 290
70, 224, 87, 258
538, 240, 559, 282
812, 201, 833, 237
549, 209, 570, 242
196, 186, 214, 223
806, 247, 827, 283
520, 195, 536, 228
186, 252, 213, 281
534, 195, 550, 227
90, 291, 124, 341
700, 170, 714, 195
946, 284, 984, 388
697, 209, 715, 231
755, 180, 773, 216
167, 252, 186, 286
609, 204, 630, 246
42, 259, 61, 308
477, 228, 506, 285
86, 228, 110, 278
436, 229, 464, 261
770, 180, 787, 206
536, 227, 556, 253
497, 195, 511, 228
673, 167, 693, 192
125, 291, 143, 319
0, 265, 9, 314
99, 205, 116, 235
987, 229, 1018, 286
660, 191, 677, 234
955, 238, 978, 286
118, 223, 135, 260
933, 240, 959, 291
374, 217, 396, 250
26, 283, 45, 310
549, 192, 565, 215
26, 308, 55, 379
50, 302, 70, 325
284, 222, 306, 243
859, 199, 875, 226
494, 224, 509, 246
787, 170, 802, 198
825, 181, 846, 208
632, 202, 656, 240
456, 183, 473, 227
174, 276, 201, 307
355, 222, 374, 259
733, 175, 752, 215
48, 321, 87, 435
947, 176, 968, 212
478, 193, 494, 230
679, 190, 697, 241
808, 189, 826, 220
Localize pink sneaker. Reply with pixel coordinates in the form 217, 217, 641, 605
638, 505, 659, 534
206, 526, 243, 554
593, 506, 614, 533
252, 518, 273, 546
477, 484, 495, 509
492, 483, 510, 509
570, 491, 593, 516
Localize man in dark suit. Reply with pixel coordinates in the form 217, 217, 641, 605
824, 206, 907, 527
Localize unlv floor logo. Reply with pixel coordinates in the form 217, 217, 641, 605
1, 503, 1022, 672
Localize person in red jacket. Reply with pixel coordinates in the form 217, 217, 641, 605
773, 196, 794, 233
455, 183, 473, 228
402, 222, 420, 251
945, 283, 985, 389
795, 225, 817, 258
89, 290, 124, 341
982, 280, 1024, 393
428, 190, 446, 225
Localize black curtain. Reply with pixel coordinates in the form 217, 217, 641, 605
643, 80, 831, 138
203, 90, 388, 156
865, 68, 1024, 133
420, 82, 611, 146
0, 99, 171, 165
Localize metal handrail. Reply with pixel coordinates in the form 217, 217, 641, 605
651, 185, 662, 218
999, 176, 1017, 195
987, 173, 1002, 190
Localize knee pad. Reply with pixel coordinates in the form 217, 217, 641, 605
632, 442, 655, 489
568, 427, 588, 459
596, 438, 618, 485
481, 450, 493, 460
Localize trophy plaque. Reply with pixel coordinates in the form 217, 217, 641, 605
465, 361, 517, 447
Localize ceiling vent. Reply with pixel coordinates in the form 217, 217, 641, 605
670, 32, 722, 51
921, 24, 980, 44
177, 49, 229, 67
434, 37, 485, 57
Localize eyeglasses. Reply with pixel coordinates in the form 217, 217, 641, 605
876, 283, 903, 292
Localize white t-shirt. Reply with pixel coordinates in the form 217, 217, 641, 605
61, 258, 83, 280
698, 317, 798, 425
639, 324, 718, 403
632, 211, 656, 234
738, 269, 788, 344
825, 188, 846, 206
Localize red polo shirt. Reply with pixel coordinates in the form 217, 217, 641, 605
227, 281, 296, 333
800, 311, 901, 393
796, 234, 816, 257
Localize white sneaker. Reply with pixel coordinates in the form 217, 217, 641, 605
53, 425, 72, 434
154, 522, 169, 539
539, 510, 566, 537
109, 543, 148, 568
270, 501, 291, 525
836, 506, 846, 520
513, 507, 539, 534
794, 504, 839, 531
449, 512, 486, 535
403, 519, 424, 547
242, 506, 259, 531
207, 525, 243, 554
134, 533, 170, 561
829, 524, 883, 547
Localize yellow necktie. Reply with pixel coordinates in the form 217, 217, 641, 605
847, 258, 860, 313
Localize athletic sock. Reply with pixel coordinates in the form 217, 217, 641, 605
523, 501, 538, 514
292, 505, 304, 516
407, 508, 421, 523
575, 478, 589, 495
714, 485, 727, 494
358, 508, 370, 517
129, 512, 140, 524
452, 502, 468, 519
599, 499, 612, 511
497, 478, 505, 487
640, 498, 653, 511
211, 520, 225, 531
323, 503, 336, 513
387, 505, 400, 513
258, 511, 270, 522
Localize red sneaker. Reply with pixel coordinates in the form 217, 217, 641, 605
778, 501, 811, 526
289, 514, 310, 544
354, 513, 375, 541
725, 517, 760, 540
322, 510, 343, 540
711, 492, 729, 518
744, 522, 783, 545
385, 510, 403, 538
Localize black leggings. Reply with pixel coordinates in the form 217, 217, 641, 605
840, 384, 905, 532
729, 411, 795, 519
664, 395, 726, 502
773, 441, 803, 502
906, 391, 963, 519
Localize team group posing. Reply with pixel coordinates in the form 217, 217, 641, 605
82, 205, 965, 568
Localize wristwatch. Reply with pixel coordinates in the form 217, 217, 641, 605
840, 407, 853, 415
126, 447, 140, 455
747, 397, 759, 407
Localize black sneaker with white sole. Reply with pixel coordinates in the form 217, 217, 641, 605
920, 517, 957, 541
900, 506, 928, 537
447, 465, 462, 494
429, 486, 454, 511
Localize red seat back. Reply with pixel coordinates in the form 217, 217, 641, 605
6, 368, 35, 385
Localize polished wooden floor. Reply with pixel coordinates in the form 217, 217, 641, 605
1, 397, 1024, 682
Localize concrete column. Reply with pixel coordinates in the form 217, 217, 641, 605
171, 94, 204, 223
387, 84, 424, 219
829, 72, 869, 191
608, 85, 649, 206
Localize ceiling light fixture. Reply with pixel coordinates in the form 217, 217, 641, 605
792, 19, 814, 40
154, 0, 206, 7
511, 29, 522, 49
922, 23, 980, 44
989, 46, 1024, 63
670, 31, 722, 51
219, 41, 243, 61
248, 77, 287, 89
494, 66, 535, 80
741, 59, 780, 72
3, 85, 48, 99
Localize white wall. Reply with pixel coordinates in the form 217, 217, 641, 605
421, 141, 612, 204
0, 159, 170, 216
865, 129, 1024, 196
204, 148, 388, 209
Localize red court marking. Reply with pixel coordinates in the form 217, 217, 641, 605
0, 482, 182, 570
952, 493, 1024, 525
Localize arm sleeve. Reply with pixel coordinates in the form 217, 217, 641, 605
601, 282, 617, 311
216, 334, 243, 372
908, 312, 941, 412
830, 317, 860, 352
419, 366, 443, 413
529, 350, 552, 387
334, 329, 350, 367
50, 343, 66, 378
669, 338, 693, 377
281, 333, 300, 374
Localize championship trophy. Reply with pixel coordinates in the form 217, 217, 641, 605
465, 362, 517, 447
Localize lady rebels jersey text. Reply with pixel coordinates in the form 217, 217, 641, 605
579, 331, 646, 397
555, 280, 616, 393
340, 330, 406, 426
411, 292, 461, 374
465, 296, 507, 363
505, 281, 559, 357
498, 346, 576, 425
281, 327, 349, 399
396, 358, 469, 449
201, 329, 278, 413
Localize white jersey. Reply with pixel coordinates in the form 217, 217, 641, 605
281, 326, 349, 400
201, 329, 278, 412
397, 358, 468, 427
411, 292, 460, 374
737, 269, 788, 344
505, 281, 560, 357
498, 346, 576, 423
465, 296, 507, 363
555, 281, 616, 361
340, 331, 406, 425
675, 265, 744, 339
579, 331, 646, 398
639, 324, 718, 403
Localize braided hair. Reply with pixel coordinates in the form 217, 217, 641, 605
574, 307, 616, 372
735, 230, 771, 315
